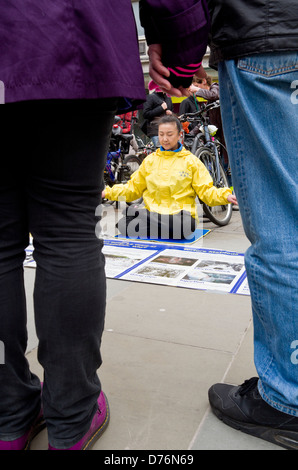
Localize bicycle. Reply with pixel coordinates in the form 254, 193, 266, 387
103, 118, 142, 206
126, 135, 155, 162
179, 101, 233, 226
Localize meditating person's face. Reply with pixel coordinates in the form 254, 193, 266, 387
158, 123, 181, 151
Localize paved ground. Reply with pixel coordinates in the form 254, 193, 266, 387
24, 203, 282, 450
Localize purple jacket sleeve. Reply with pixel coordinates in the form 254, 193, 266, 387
139, 0, 210, 68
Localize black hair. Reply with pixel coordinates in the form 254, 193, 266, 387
158, 114, 182, 133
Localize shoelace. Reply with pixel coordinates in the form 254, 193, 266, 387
238, 377, 259, 397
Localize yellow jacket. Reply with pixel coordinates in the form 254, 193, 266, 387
104, 146, 231, 221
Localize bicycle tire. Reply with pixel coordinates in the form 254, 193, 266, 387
123, 155, 143, 206
195, 147, 232, 226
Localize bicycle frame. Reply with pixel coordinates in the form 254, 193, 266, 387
179, 100, 233, 226
105, 149, 122, 182
202, 124, 221, 185
180, 101, 223, 185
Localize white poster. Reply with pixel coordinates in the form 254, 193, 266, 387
25, 239, 250, 296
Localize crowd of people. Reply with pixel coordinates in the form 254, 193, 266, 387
0, 0, 297, 452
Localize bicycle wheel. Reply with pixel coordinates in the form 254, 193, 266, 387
195, 147, 232, 226
123, 155, 143, 205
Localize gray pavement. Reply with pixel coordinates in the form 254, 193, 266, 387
25, 204, 282, 450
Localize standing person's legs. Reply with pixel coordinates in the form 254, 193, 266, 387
0, 99, 117, 450
209, 52, 298, 445
0, 113, 42, 448
29, 99, 117, 449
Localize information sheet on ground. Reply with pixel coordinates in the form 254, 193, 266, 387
24, 238, 249, 296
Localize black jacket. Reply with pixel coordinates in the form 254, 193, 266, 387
142, 92, 173, 137
208, 0, 298, 67
179, 95, 201, 115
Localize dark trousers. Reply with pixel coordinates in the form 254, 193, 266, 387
0, 99, 117, 448
117, 207, 196, 240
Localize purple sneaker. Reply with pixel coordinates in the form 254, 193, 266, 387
48, 391, 110, 450
0, 410, 45, 451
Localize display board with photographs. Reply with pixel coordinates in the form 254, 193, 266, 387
25, 239, 249, 296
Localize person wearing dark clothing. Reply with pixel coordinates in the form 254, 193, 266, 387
179, 94, 201, 115
142, 82, 173, 147
205, 2, 298, 449
0, 0, 146, 451
139, 0, 210, 96
143, 0, 298, 451
190, 80, 220, 129
190, 80, 229, 167
0, 0, 210, 451
207, 0, 298, 66
179, 92, 202, 133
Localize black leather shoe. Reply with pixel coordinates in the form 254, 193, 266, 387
208, 377, 298, 450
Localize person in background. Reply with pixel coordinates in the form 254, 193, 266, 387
189, 76, 230, 174
142, 81, 173, 148
118, 111, 139, 152
118, 111, 138, 135
143, 0, 298, 450
179, 80, 202, 118
102, 115, 236, 240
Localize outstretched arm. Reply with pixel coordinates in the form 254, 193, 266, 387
140, 0, 210, 96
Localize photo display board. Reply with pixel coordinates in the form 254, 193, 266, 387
25, 239, 249, 296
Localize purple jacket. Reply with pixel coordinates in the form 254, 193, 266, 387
0, 0, 146, 104
140, 0, 209, 67
0, 1, 209, 104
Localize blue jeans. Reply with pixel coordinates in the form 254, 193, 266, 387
0, 99, 117, 447
219, 52, 298, 416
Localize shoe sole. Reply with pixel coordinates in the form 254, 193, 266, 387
211, 406, 298, 450
82, 393, 110, 451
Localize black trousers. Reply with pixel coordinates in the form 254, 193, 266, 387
0, 99, 117, 448
117, 207, 196, 240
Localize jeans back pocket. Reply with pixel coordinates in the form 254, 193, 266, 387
238, 52, 298, 77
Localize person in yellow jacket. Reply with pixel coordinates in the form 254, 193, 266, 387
102, 115, 237, 239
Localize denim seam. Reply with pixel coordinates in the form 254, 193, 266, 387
258, 380, 298, 417
226, 67, 275, 379
249, 254, 276, 380
238, 63, 298, 77
225, 79, 255, 240
226, 75, 264, 308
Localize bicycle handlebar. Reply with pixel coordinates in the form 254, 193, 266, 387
179, 100, 220, 122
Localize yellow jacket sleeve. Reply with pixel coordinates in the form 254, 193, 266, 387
192, 159, 232, 206
104, 162, 147, 202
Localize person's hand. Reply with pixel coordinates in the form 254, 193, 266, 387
148, 44, 191, 98
189, 84, 200, 93
166, 110, 172, 115
102, 190, 105, 199
227, 193, 238, 205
